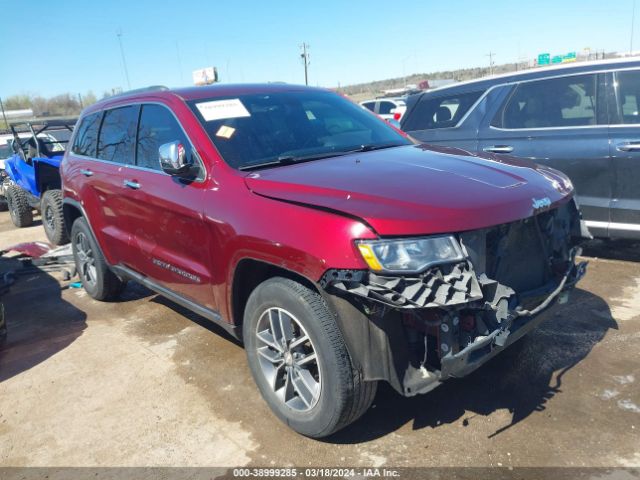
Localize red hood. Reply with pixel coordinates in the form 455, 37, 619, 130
243, 144, 573, 236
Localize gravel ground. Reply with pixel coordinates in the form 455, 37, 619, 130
0, 211, 638, 472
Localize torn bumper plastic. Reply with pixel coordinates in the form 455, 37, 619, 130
321, 246, 588, 397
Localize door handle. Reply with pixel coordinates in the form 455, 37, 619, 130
483, 145, 514, 154
123, 180, 141, 189
616, 142, 640, 152
80, 169, 93, 177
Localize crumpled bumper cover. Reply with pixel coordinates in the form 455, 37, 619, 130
321, 247, 588, 396
320, 261, 518, 313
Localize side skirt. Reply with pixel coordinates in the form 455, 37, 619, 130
111, 264, 240, 339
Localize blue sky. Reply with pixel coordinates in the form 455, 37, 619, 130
0, 0, 636, 97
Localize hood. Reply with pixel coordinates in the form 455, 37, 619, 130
244, 144, 573, 236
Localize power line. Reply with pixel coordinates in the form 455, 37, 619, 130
300, 43, 310, 86
116, 29, 131, 90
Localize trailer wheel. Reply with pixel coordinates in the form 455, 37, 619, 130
41, 189, 69, 245
6, 185, 33, 228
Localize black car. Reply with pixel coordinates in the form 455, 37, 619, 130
401, 58, 640, 240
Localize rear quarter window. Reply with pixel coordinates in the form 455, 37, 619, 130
97, 106, 139, 164
71, 112, 102, 157
361, 102, 376, 112
402, 90, 484, 131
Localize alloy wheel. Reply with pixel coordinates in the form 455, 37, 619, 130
255, 307, 321, 411
75, 231, 97, 287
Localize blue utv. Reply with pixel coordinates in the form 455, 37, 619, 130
2, 119, 76, 245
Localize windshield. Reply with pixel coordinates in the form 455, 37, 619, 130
187, 90, 410, 170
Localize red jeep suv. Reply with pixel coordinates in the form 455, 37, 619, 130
61, 84, 587, 438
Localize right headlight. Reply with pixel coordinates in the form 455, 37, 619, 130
356, 235, 465, 274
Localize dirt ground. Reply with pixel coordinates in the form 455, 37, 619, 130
0, 211, 638, 471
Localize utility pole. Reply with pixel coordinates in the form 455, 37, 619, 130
116, 29, 132, 90
300, 43, 310, 85
632, 0, 636, 54
0, 96, 8, 130
486, 51, 496, 75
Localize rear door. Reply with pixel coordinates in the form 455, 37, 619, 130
68, 107, 138, 265
476, 73, 611, 236
607, 69, 640, 238
121, 103, 213, 308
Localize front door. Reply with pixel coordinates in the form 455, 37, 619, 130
120, 103, 214, 309
476, 73, 612, 237
607, 69, 640, 238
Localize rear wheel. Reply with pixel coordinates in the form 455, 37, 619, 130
71, 217, 125, 301
5, 185, 33, 228
243, 277, 377, 438
41, 190, 69, 245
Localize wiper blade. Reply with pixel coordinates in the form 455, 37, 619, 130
239, 151, 349, 171
349, 143, 405, 153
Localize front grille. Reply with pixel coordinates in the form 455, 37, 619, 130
460, 201, 578, 296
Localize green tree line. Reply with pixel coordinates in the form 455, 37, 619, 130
2, 91, 99, 117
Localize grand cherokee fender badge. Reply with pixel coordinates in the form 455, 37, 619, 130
532, 197, 552, 211
152, 258, 201, 283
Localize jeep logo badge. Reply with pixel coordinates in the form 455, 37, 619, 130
532, 197, 552, 210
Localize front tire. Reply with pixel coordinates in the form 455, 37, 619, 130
5, 185, 33, 228
71, 217, 125, 301
41, 190, 69, 245
243, 277, 376, 438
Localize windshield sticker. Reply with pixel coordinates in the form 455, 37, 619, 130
216, 125, 236, 139
196, 98, 251, 121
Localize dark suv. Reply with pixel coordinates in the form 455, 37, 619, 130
61, 84, 586, 437
401, 58, 640, 240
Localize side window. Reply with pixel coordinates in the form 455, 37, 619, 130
71, 112, 102, 157
361, 102, 375, 112
136, 104, 190, 171
402, 91, 484, 131
494, 74, 598, 129
378, 101, 395, 115
616, 71, 640, 124
97, 105, 139, 164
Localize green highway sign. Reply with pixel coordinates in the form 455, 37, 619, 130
538, 53, 550, 65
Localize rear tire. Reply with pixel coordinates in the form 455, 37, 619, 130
41, 190, 69, 245
71, 217, 125, 301
5, 185, 33, 228
243, 277, 377, 438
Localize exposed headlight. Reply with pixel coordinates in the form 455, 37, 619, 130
356, 235, 465, 274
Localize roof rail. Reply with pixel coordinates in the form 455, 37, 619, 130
109, 85, 169, 99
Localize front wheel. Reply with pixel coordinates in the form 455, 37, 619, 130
41, 190, 69, 245
243, 277, 376, 438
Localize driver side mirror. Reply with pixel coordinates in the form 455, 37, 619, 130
159, 141, 193, 175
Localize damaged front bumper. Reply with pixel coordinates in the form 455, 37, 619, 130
320, 200, 589, 397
